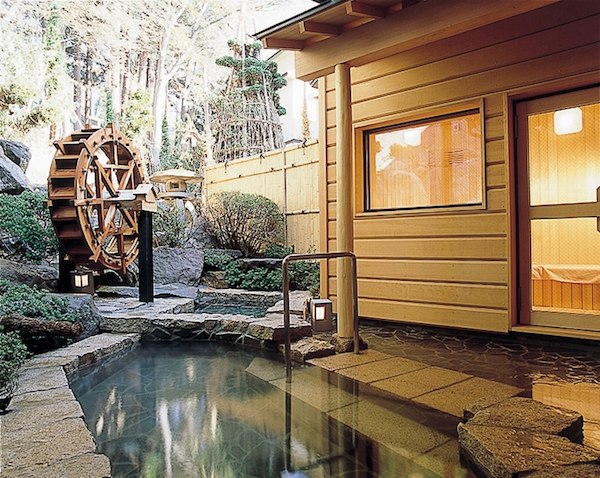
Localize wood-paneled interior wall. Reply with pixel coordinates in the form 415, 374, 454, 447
321, 1, 600, 332
205, 141, 320, 253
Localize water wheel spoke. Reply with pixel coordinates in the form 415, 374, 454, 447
118, 164, 134, 190
121, 209, 137, 229
94, 161, 118, 197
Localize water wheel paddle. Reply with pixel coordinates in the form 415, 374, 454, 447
47, 124, 146, 273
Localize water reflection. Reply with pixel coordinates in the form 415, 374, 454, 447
73, 343, 468, 477
532, 374, 600, 451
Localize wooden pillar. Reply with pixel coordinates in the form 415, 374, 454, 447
335, 63, 354, 339
139, 210, 154, 302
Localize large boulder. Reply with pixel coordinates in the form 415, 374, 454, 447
0, 258, 58, 291
0, 139, 31, 172
65, 293, 102, 339
0, 148, 31, 194
153, 246, 204, 285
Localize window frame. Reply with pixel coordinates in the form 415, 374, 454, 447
356, 101, 487, 217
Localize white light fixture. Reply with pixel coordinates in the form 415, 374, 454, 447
310, 298, 333, 332
70, 268, 94, 294
553, 107, 582, 135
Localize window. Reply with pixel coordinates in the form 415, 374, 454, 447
364, 109, 484, 211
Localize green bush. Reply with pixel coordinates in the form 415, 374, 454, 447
153, 202, 192, 247
290, 261, 320, 296
204, 250, 235, 271
0, 331, 29, 396
0, 279, 78, 322
224, 261, 283, 291
203, 191, 284, 257
264, 244, 293, 259
0, 191, 58, 262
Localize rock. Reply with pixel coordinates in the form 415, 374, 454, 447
247, 313, 312, 342
288, 337, 335, 362
457, 423, 599, 478
0, 258, 58, 290
464, 397, 584, 442
64, 294, 102, 339
523, 463, 600, 477
0, 149, 31, 194
267, 290, 312, 316
331, 333, 369, 353
200, 270, 228, 288
153, 246, 204, 285
0, 139, 31, 171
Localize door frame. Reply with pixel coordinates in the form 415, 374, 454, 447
514, 86, 600, 330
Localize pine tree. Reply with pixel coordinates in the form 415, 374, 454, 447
211, 40, 286, 163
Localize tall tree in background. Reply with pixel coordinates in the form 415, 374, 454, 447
211, 40, 286, 163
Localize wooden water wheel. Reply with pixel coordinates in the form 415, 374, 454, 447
47, 124, 146, 273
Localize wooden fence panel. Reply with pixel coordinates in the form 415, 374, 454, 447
205, 141, 320, 252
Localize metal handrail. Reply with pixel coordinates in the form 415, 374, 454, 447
282, 251, 360, 382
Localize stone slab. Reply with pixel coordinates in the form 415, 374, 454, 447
6, 452, 112, 478
14, 366, 68, 395
337, 357, 428, 383
96, 297, 194, 317
288, 337, 335, 362
307, 349, 392, 371
247, 314, 312, 342
270, 369, 358, 413
413, 377, 522, 418
372, 366, 472, 400
245, 357, 287, 382
457, 423, 600, 478
329, 400, 452, 460
267, 290, 312, 316
465, 397, 584, 441
2, 417, 98, 472
3, 398, 84, 442
523, 462, 600, 477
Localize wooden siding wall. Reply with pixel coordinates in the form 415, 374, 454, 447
205, 141, 320, 253
321, 1, 600, 332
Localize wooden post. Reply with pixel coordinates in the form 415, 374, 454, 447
139, 210, 153, 302
335, 63, 354, 339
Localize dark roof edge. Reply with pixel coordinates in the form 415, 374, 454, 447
253, 0, 345, 39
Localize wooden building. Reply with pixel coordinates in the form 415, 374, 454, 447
256, 0, 600, 340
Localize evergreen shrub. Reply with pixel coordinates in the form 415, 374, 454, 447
203, 191, 283, 257
0, 278, 78, 322
0, 191, 58, 262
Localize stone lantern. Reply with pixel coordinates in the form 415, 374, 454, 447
149, 168, 203, 199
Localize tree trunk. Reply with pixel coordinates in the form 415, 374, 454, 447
111, 61, 122, 126
84, 49, 93, 124
0, 314, 83, 337
137, 51, 147, 92
73, 40, 82, 129
121, 52, 130, 105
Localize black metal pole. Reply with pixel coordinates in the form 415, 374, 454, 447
139, 210, 153, 302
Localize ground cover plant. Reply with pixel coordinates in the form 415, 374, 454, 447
0, 279, 82, 352
203, 246, 320, 294
0, 330, 29, 410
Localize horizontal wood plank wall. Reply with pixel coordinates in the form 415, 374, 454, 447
322, 2, 600, 333
205, 141, 320, 253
